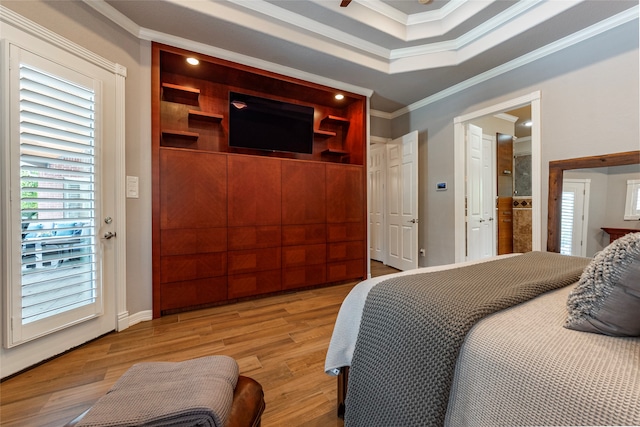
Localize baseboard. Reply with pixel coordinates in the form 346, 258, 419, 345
121, 310, 153, 330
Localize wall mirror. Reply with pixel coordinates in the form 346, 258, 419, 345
547, 150, 640, 253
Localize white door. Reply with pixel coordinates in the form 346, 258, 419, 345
466, 124, 494, 260
369, 144, 385, 262
561, 179, 590, 257
482, 134, 496, 257
386, 131, 418, 271
466, 124, 483, 260
2, 32, 120, 376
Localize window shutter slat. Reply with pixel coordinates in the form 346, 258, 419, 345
18, 63, 98, 326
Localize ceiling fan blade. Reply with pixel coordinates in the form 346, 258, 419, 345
340, 0, 352, 7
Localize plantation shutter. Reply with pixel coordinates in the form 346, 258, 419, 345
559, 190, 575, 255
10, 56, 102, 345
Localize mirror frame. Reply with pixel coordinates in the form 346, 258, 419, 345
547, 150, 640, 252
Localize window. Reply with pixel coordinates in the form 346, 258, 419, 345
6, 46, 103, 346
561, 179, 590, 257
560, 190, 575, 256
624, 179, 640, 220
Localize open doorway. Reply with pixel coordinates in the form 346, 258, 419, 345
453, 92, 542, 262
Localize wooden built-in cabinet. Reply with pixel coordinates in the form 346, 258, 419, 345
152, 43, 367, 316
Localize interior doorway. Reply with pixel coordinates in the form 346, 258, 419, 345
368, 131, 419, 271
453, 92, 542, 262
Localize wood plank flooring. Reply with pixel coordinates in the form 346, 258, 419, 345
0, 261, 398, 427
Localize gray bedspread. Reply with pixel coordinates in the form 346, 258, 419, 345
345, 251, 590, 427
446, 285, 640, 426
77, 355, 239, 427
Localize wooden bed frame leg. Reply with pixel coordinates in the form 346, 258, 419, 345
337, 367, 349, 418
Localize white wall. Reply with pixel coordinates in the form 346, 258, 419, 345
392, 20, 639, 267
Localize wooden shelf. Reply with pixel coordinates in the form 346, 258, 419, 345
314, 129, 337, 138
321, 115, 350, 126
188, 110, 223, 122
162, 83, 200, 103
162, 129, 199, 140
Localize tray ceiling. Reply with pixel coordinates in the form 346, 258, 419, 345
96, 0, 638, 113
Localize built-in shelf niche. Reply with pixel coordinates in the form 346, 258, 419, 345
188, 110, 223, 122
321, 115, 350, 126
162, 82, 200, 105
161, 129, 199, 140
314, 129, 337, 138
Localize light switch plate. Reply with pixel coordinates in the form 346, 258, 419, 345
126, 176, 139, 198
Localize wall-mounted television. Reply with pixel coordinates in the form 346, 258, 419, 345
229, 92, 314, 154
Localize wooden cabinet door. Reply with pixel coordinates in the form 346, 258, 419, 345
282, 161, 326, 224
228, 155, 281, 226
326, 164, 365, 224
160, 149, 227, 229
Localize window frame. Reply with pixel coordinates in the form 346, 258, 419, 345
6, 44, 105, 346
624, 179, 640, 221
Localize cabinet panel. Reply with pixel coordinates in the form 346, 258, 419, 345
160, 149, 227, 229
160, 252, 227, 283
282, 161, 326, 224
161, 227, 227, 255
228, 270, 282, 299
161, 277, 227, 311
327, 222, 365, 243
228, 156, 281, 226
228, 226, 281, 250
327, 241, 364, 262
327, 259, 365, 282
282, 244, 326, 267
228, 247, 281, 275
326, 164, 365, 223
282, 224, 326, 246
282, 265, 326, 290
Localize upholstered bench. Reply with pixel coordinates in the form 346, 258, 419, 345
64, 356, 265, 427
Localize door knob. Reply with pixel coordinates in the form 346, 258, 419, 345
409, 219, 419, 224
103, 231, 116, 240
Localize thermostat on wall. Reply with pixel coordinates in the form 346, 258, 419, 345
436, 182, 447, 191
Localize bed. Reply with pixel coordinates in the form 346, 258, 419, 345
325, 237, 640, 426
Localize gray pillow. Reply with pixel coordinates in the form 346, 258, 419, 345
565, 232, 640, 336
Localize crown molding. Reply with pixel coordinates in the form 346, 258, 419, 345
369, 109, 394, 120
78, 0, 637, 118
370, 135, 392, 144
391, 5, 639, 119
0, 5, 123, 74
494, 113, 519, 123
389, 0, 579, 70
81, 0, 611, 76
226, 0, 390, 58
81, 0, 140, 37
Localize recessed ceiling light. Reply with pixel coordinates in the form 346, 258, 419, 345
522, 120, 533, 127
186, 57, 199, 66
335, 94, 344, 100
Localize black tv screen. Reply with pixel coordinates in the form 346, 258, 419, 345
229, 92, 314, 154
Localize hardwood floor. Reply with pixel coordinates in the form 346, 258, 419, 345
0, 261, 398, 427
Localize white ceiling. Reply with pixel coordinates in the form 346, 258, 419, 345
92, 0, 638, 113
